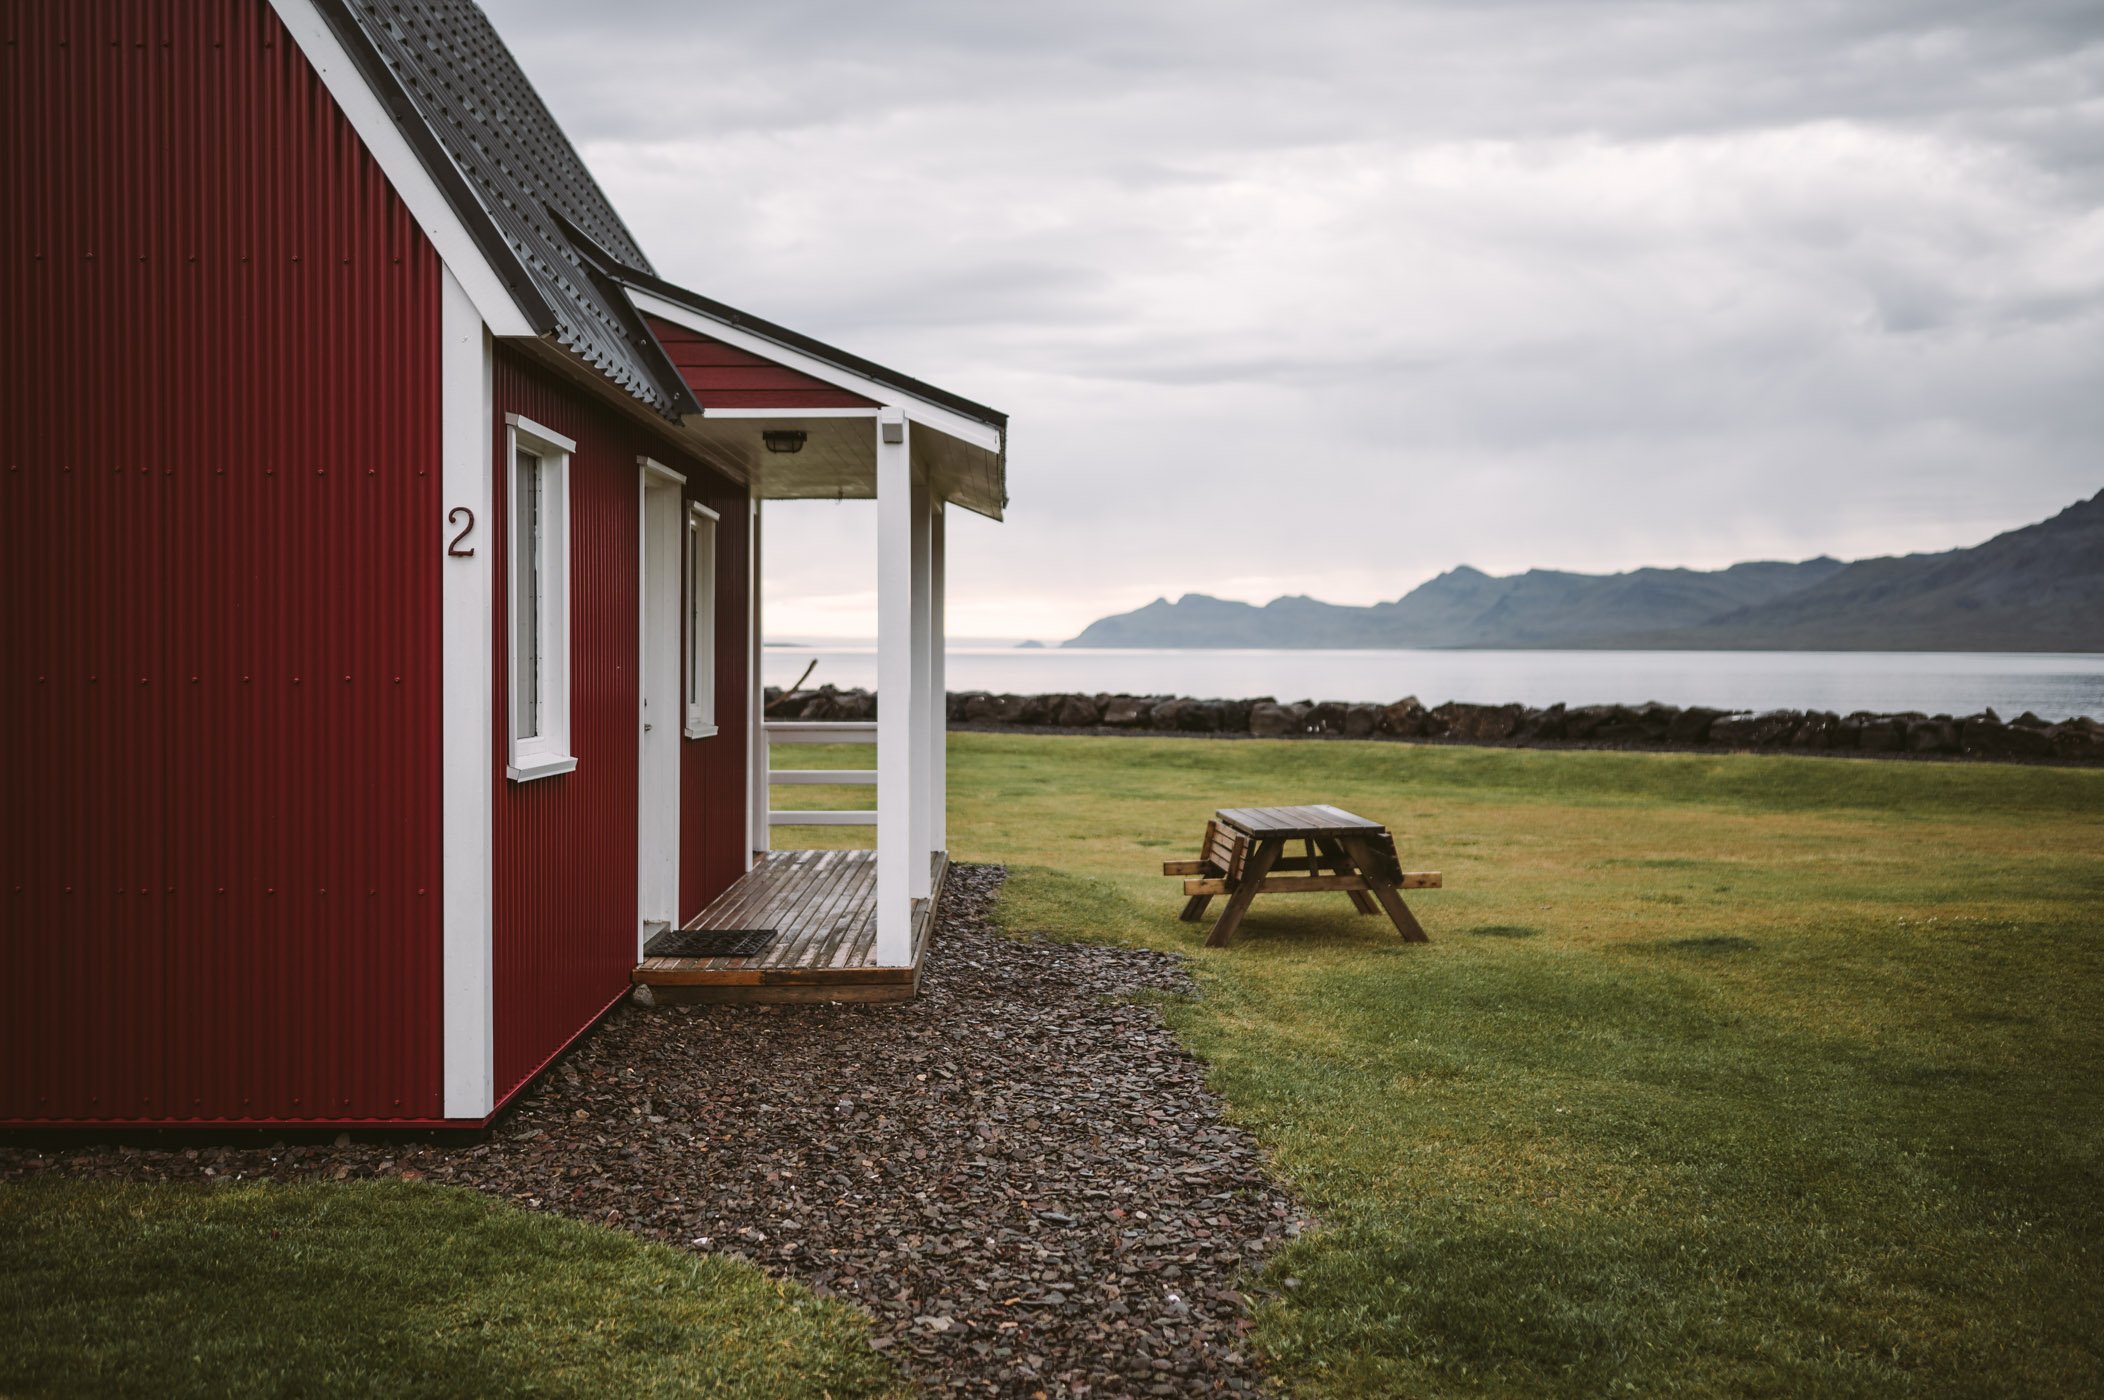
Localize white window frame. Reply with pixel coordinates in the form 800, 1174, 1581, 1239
685, 501, 722, 740
505, 413, 577, 782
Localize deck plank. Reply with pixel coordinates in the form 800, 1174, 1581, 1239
812, 852, 880, 968
802, 897, 860, 971
777, 851, 850, 969
709, 852, 830, 978
635, 848, 933, 1000
826, 863, 883, 969
682, 850, 812, 969
768, 851, 855, 972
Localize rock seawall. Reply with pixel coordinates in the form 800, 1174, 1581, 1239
762, 685, 2104, 763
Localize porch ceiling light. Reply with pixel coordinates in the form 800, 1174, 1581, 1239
762, 429, 807, 455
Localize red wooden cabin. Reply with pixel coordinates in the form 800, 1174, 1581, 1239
0, 0, 1004, 1128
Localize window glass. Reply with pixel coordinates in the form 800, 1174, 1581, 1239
502, 417, 573, 781
686, 511, 716, 733
513, 447, 540, 739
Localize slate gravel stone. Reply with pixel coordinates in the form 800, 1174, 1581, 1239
3, 864, 1302, 1397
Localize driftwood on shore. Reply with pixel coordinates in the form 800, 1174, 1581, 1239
761, 685, 2104, 763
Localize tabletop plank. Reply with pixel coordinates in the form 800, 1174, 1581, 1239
1216, 804, 1384, 839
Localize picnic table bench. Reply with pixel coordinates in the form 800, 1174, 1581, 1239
1161, 804, 1441, 947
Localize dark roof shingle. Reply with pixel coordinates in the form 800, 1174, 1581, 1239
320, 0, 684, 414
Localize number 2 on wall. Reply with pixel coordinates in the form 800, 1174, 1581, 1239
447, 506, 476, 557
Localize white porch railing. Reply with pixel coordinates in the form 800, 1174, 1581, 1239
760, 720, 877, 829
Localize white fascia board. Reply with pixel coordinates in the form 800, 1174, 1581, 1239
439, 268, 496, 1122
625, 287, 1004, 455
700, 407, 879, 420
270, 0, 537, 338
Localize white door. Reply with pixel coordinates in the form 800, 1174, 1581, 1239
637, 464, 685, 949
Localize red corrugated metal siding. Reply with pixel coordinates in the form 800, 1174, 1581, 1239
489, 350, 749, 1103
0, 1, 444, 1124
682, 473, 751, 921
645, 314, 878, 409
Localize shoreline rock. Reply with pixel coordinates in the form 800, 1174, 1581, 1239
759, 686, 2104, 764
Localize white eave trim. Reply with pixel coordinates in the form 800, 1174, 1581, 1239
269, 0, 537, 338
699, 407, 879, 420
626, 287, 1004, 455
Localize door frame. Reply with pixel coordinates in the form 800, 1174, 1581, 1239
637, 458, 687, 952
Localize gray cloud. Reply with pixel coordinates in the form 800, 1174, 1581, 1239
486, 0, 2103, 638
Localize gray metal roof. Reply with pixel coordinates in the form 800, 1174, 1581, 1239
318, 0, 687, 415
313, 0, 1005, 445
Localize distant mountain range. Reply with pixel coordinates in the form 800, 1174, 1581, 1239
1065, 491, 2104, 652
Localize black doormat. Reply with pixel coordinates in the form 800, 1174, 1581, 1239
644, 928, 776, 959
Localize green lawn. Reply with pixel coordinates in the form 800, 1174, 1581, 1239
9, 737, 2099, 1397
790, 734, 2104, 1397
0, 1180, 901, 1399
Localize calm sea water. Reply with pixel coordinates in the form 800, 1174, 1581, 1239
763, 642, 2104, 721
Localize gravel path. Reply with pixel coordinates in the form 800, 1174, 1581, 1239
3, 865, 1303, 1396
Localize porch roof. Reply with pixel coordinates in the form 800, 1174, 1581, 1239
620, 275, 1009, 523
310, 0, 1010, 515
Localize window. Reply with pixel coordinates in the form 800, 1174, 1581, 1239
505, 414, 576, 781
684, 502, 720, 739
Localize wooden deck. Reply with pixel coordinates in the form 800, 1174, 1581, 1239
631, 849, 944, 1004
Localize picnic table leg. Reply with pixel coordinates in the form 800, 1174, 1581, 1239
1178, 893, 1214, 922
1339, 834, 1430, 943
1316, 837, 1378, 915
1204, 837, 1284, 948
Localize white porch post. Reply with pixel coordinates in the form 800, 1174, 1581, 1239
748, 492, 767, 862
929, 500, 947, 857
875, 409, 915, 964
908, 473, 933, 898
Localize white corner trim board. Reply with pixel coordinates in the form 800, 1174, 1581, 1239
268, 0, 536, 338
440, 268, 496, 1121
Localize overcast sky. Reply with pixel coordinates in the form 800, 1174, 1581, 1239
490, 0, 2102, 640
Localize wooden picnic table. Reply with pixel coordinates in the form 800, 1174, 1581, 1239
1162, 804, 1441, 947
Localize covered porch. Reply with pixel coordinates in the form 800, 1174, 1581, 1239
618, 275, 1005, 1003
632, 850, 946, 1003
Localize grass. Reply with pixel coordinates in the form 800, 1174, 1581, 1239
797, 733, 2104, 1397
12, 735, 2100, 1396
0, 1179, 901, 1399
